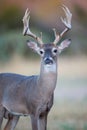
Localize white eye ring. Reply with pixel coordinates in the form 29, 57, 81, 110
39, 49, 44, 55
52, 48, 58, 54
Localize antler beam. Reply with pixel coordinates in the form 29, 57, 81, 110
22, 8, 43, 45
53, 5, 72, 45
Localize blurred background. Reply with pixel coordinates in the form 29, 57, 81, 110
0, 0, 87, 130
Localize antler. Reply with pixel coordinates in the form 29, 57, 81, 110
53, 5, 72, 45
22, 8, 43, 45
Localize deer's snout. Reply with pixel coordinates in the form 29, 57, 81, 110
44, 57, 53, 65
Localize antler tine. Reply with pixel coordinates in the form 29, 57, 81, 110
22, 8, 43, 45
53, 28, 60, 45
53, 5, 72, 45
61, 4, 72, 29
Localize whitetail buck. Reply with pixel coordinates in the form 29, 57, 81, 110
0, 5, 72, 130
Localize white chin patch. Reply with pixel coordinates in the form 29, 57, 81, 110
44, 64, 56, 73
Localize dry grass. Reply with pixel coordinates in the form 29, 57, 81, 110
0, 55, 87, 78
2, 102, 87, 130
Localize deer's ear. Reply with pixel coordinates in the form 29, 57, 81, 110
27, 40, 40, 54
58, 39, 71, 53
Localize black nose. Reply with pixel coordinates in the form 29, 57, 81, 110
44, 58, 53, 65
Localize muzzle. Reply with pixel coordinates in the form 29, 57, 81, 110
44, 57, 53, 65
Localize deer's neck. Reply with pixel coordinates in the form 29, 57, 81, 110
38, 60, 57, 96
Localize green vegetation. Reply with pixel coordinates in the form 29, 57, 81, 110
0, 5, 87, 62
74, 5, 87, 27
0, 6, 22, 30
0, 28, 87, 62
0, 30, 53, 62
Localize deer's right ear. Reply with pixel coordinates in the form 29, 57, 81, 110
27, 40, 40, 54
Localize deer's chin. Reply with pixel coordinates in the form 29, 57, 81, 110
44, 63, 56, 73
44, 63, 53, 66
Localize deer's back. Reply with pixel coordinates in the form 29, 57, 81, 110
0, 73, 27, 94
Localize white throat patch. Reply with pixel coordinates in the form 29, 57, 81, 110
44, 63, 56, 73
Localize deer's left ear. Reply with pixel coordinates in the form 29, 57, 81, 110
27, 40, 40, 54
58, 39, 71, 53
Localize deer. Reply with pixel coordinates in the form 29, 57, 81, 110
0, 5, 72, 130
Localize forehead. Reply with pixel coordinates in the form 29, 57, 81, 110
40, 43, 57, 50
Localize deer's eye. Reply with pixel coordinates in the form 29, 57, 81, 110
52, 48, 58, 54
39, 49, 44, 55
